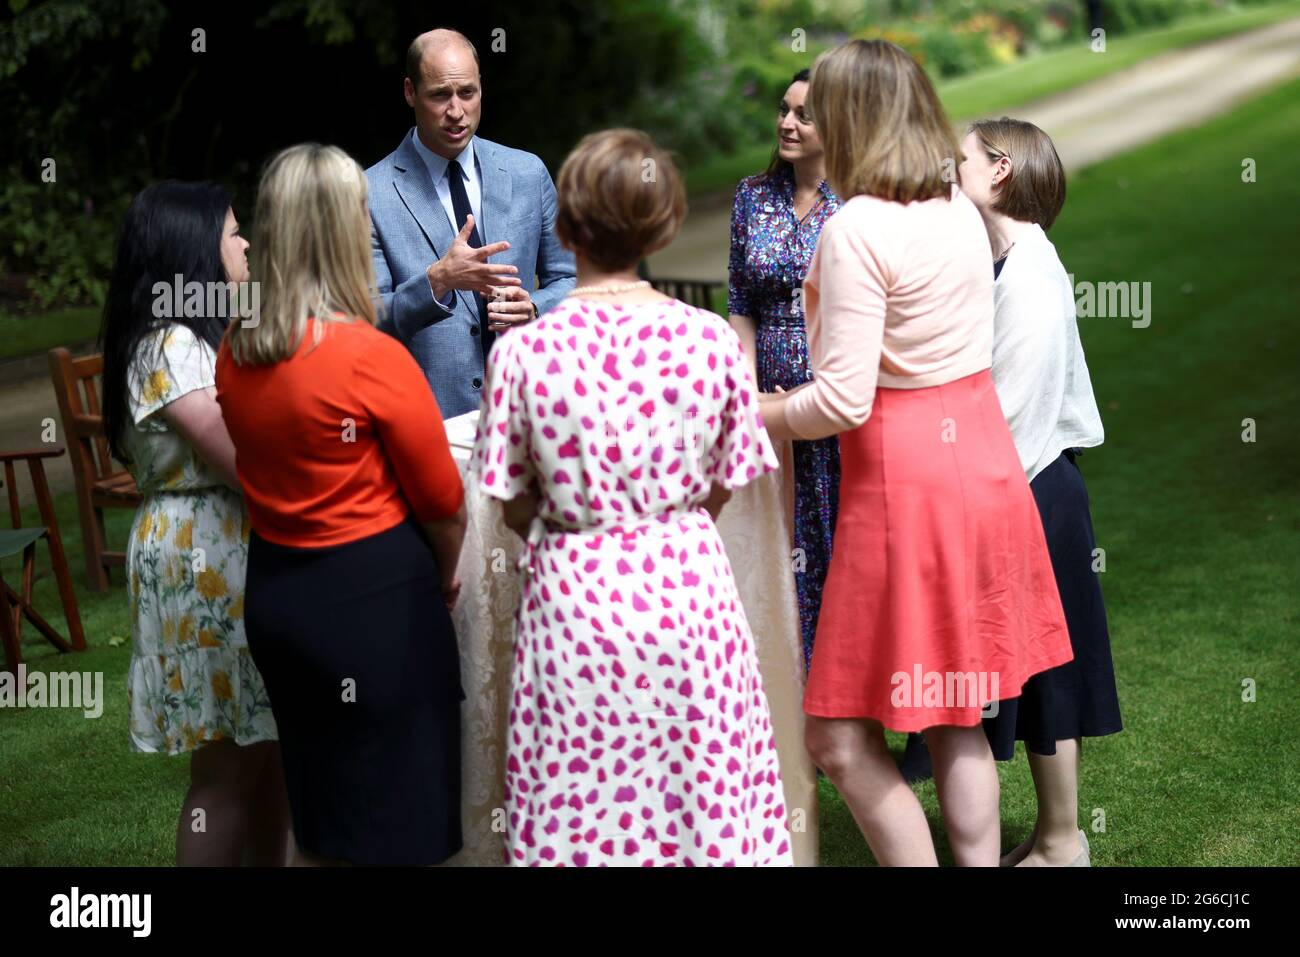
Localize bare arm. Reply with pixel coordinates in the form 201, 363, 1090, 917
728, 314, 759, 391
703, 482, 733, 522
160, 386, 241, 489
501, 485, 540, 541
757, 381, 815, 443
422, 502, 468, 610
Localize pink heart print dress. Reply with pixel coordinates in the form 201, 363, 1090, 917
471, 296, 794, 867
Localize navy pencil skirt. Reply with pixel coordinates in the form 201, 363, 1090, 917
245, 517, 464, 865
983, 450, 1123, 760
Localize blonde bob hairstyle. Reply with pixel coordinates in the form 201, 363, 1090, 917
225, 143, 377, 365
810, 39, 960, 204
554, 128, 686, 273
968, 117, 1067, 230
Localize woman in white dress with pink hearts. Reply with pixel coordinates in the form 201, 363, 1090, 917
471, 129, 793, 867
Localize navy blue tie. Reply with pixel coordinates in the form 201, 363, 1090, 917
447, 159, 494, 360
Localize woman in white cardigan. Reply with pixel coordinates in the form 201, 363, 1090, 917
958, 118, 1123, 867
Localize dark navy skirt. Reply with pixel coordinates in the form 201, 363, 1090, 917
245, 517, 464, 865
983, 450, 1122, 760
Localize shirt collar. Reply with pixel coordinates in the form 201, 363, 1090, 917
777, 164, 837, 204
777, 164, 795, 201
411, 128, 476, 185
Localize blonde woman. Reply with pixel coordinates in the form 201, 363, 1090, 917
759, 41, 1074, 866
215, 144, 468, 866
958, 118, 1121, 867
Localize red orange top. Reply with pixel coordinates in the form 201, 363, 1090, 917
215, 317, 464, 548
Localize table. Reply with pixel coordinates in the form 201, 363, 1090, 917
442, 412, 818, 866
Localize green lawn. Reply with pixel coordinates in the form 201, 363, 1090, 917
2, 76, 1298, 867
684, 1, 1300, 198
0, 307, 101, 361
0, 500, 186, 866
820, 73, 1300, 866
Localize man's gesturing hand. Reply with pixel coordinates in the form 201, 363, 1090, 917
427, 214, 521, 300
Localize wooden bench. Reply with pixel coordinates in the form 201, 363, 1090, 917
644, 276, 725, 312
47, 347, 142, 591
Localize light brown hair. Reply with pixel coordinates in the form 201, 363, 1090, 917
810, 39, 959, 203
555, 128, 687, 272
968, 117, 1067, 229
225, 143, 376, 365
406, 29, 479, 92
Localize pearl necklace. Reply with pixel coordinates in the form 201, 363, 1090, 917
568, 280, 651, 296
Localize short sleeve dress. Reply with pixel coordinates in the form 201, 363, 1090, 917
472, 297, 794, 867
124, 324, 277, 754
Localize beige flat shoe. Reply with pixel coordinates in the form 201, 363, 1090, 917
1068, 829, 1091, 867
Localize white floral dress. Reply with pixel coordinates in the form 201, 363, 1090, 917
472, 298, 793, 866
124, 324, 277, 753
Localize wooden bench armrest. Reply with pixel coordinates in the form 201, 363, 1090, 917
70, 413, 105, 437
0, 447, 67, 463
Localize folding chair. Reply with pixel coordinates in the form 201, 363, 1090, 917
0, 447, 87, 673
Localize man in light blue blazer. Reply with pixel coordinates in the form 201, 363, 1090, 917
366, 28, 576, 417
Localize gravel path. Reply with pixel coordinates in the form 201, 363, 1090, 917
645, 17, 1300, 281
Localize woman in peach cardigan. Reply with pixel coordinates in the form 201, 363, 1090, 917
759, 40, 1074, 866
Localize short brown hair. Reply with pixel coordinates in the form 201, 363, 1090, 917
810, 39, 960, 203
406, 29, 479, 92
968, 118, 1067, 229
555, 129, 687, 272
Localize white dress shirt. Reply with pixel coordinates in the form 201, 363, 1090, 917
410, 129, 484, 241
991, 222, 1104, 482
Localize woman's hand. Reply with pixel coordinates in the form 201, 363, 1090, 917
757, 390, 799, 443
441, 574, 462, 612
421, 504, 468, 612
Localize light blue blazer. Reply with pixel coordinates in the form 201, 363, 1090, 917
366, 129, 576, 417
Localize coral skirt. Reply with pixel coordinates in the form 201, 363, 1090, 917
804, 369, 1073, 731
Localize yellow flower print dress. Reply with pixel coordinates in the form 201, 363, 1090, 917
124, 324, 277, 753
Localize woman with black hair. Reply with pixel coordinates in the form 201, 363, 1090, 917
100, 180, 290, 865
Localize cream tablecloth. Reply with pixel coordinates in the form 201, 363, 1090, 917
441, 410, 817, 866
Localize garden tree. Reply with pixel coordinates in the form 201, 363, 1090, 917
1, 0, 1275, 308
1, 0, 171, 305
0, 0, 701, 307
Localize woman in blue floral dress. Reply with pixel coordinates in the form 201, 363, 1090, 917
728, 69, 842, 672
